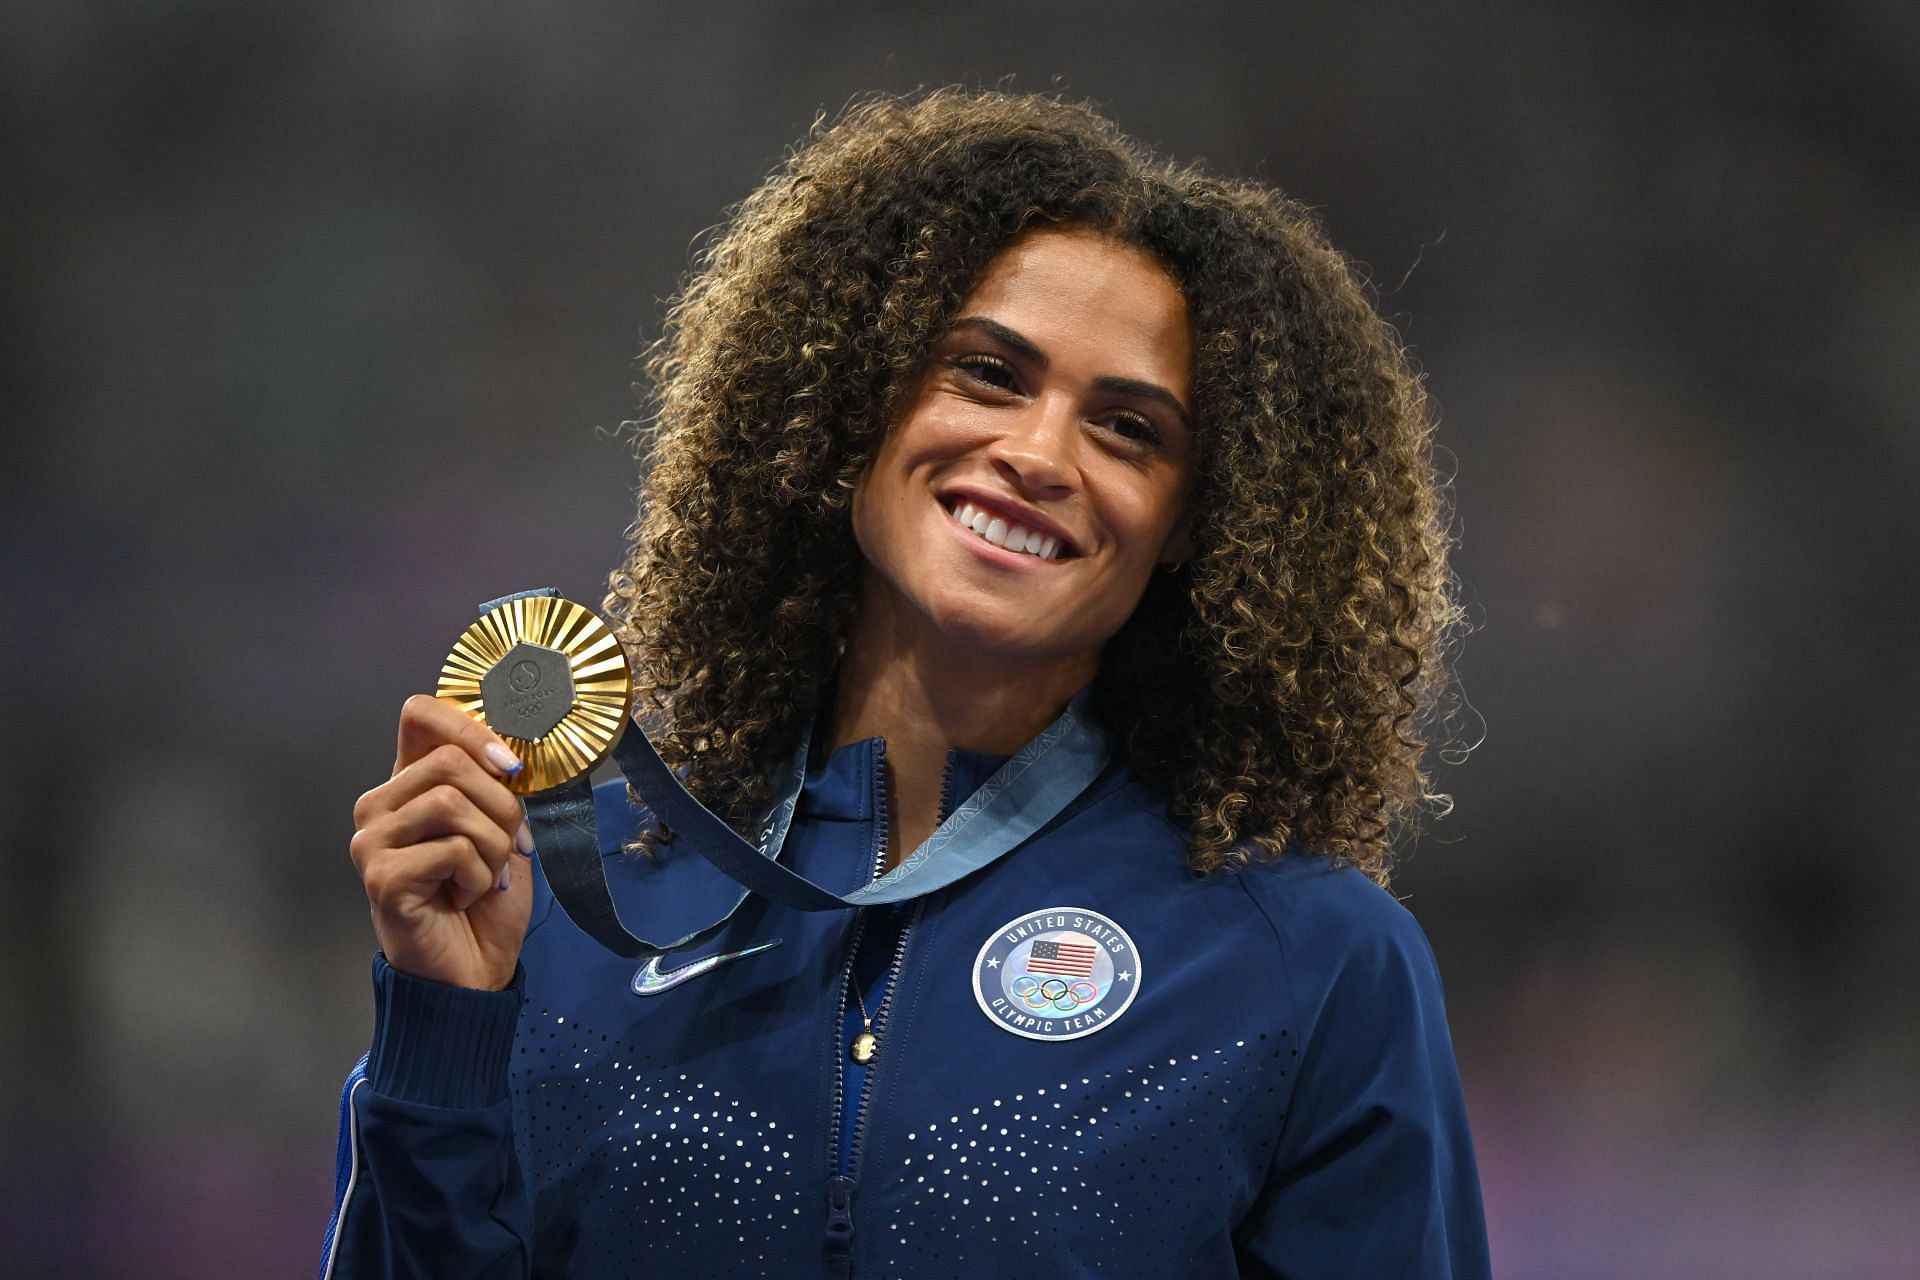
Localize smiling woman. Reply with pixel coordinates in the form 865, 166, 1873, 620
839, 227, 1200, 856
613, 92, 1462, 886
328, 88, 1487, 1279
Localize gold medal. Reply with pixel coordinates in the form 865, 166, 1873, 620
437, 593, 633, 794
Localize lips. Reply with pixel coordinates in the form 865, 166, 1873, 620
938, 489, 1080, 560
945, 499, 1066, 560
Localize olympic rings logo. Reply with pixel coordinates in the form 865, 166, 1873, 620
1011, 974, 1101, 1012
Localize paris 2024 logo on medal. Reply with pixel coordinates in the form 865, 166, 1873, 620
972, 906, 1140, 1042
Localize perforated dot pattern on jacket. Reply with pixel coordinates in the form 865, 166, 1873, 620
871, 1035, 1296, 1278
511, 1004, 1298, 1278
512, 1008, 808, 1275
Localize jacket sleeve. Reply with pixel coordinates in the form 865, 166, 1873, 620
1233, 880, 1491, 1280
318, 954, 533, 1279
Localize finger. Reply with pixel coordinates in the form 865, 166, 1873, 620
376, 784, 516, 883
355, 741, 523, 834
393, 693, 524, 779
363, 832, 496, 916
347, 786, 514, 905
374, 742, 526, 838
441, 834, 500, 912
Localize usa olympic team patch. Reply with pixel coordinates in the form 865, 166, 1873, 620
972, 906, 1140, 1041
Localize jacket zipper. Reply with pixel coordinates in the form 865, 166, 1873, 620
824, 742, 948, 1273
845, 902, 926, 1159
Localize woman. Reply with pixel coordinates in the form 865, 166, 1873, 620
325, 90, 1487, 1278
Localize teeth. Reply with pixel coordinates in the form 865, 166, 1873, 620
947, 500, 1064, 561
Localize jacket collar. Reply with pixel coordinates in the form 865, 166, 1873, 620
798, 735, 1012, 824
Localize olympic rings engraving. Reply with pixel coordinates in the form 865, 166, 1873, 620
1013, 967, 1100, 1011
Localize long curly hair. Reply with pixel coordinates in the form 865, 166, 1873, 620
604, 88, 1465, 886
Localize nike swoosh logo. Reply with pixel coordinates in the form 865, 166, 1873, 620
631, 939, 783, 997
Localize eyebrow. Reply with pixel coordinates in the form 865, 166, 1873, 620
947, 316, 1192, 430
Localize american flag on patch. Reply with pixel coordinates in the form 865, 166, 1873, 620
1026, 938, 1097, 977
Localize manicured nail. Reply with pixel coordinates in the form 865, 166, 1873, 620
484, 743, 523, 775
515, 821, 535, 855
497, 862, 513, 893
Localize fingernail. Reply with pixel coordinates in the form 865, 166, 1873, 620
515, 821, 535, 855
497, 862, 513, 893
484, 743, 523, 775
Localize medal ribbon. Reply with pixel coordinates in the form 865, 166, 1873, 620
504, 591, 1112, 960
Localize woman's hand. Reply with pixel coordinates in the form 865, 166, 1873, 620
350, 694, 536, 991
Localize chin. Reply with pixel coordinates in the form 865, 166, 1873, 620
917, 593, 1099, 665
930, 611, 1054, 657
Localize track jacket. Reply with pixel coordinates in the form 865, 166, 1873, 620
322, 733, 1490, 1278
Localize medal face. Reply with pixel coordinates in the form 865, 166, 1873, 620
972, 907, 1141, 1042
850, 1031, 878, 1064
438, 594, 633, 794
480, 640, 576, 741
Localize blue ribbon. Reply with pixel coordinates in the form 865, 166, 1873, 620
501, 590, 1113, 960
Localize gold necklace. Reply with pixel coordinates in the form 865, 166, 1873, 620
848, 969, 878, 1064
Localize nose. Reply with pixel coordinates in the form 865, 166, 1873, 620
985, 392, 1080, 498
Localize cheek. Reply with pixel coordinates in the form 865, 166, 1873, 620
857, 421, 960, 528
1111, 491, 1179, 563
849, 466, 875, 538
905, 390, 999, 452
849, 447, 926, 565
848, 460, 900, 566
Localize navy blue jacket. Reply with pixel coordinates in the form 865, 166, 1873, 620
322, 735, 1489, 1278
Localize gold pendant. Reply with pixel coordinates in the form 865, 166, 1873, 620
849, 1030, 878, 1065
438, 594, 633, 794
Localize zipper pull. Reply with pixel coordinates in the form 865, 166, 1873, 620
826, 1174, 856, 1272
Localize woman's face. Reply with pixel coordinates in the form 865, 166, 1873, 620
850, 225, 1197, 671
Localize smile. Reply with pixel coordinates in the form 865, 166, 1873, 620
944, 499, 1068, 561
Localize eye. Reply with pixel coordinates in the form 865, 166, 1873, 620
1103, 410, 1164, 449
951, 353, 1020, 393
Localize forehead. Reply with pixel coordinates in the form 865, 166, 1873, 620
957, 227, 1193, 394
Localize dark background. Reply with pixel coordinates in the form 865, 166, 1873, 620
4, 3, 1917, 1276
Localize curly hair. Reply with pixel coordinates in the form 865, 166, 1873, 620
604, 88, 1464, 886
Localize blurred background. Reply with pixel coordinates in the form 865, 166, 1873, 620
4, 2, 1916, 1276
